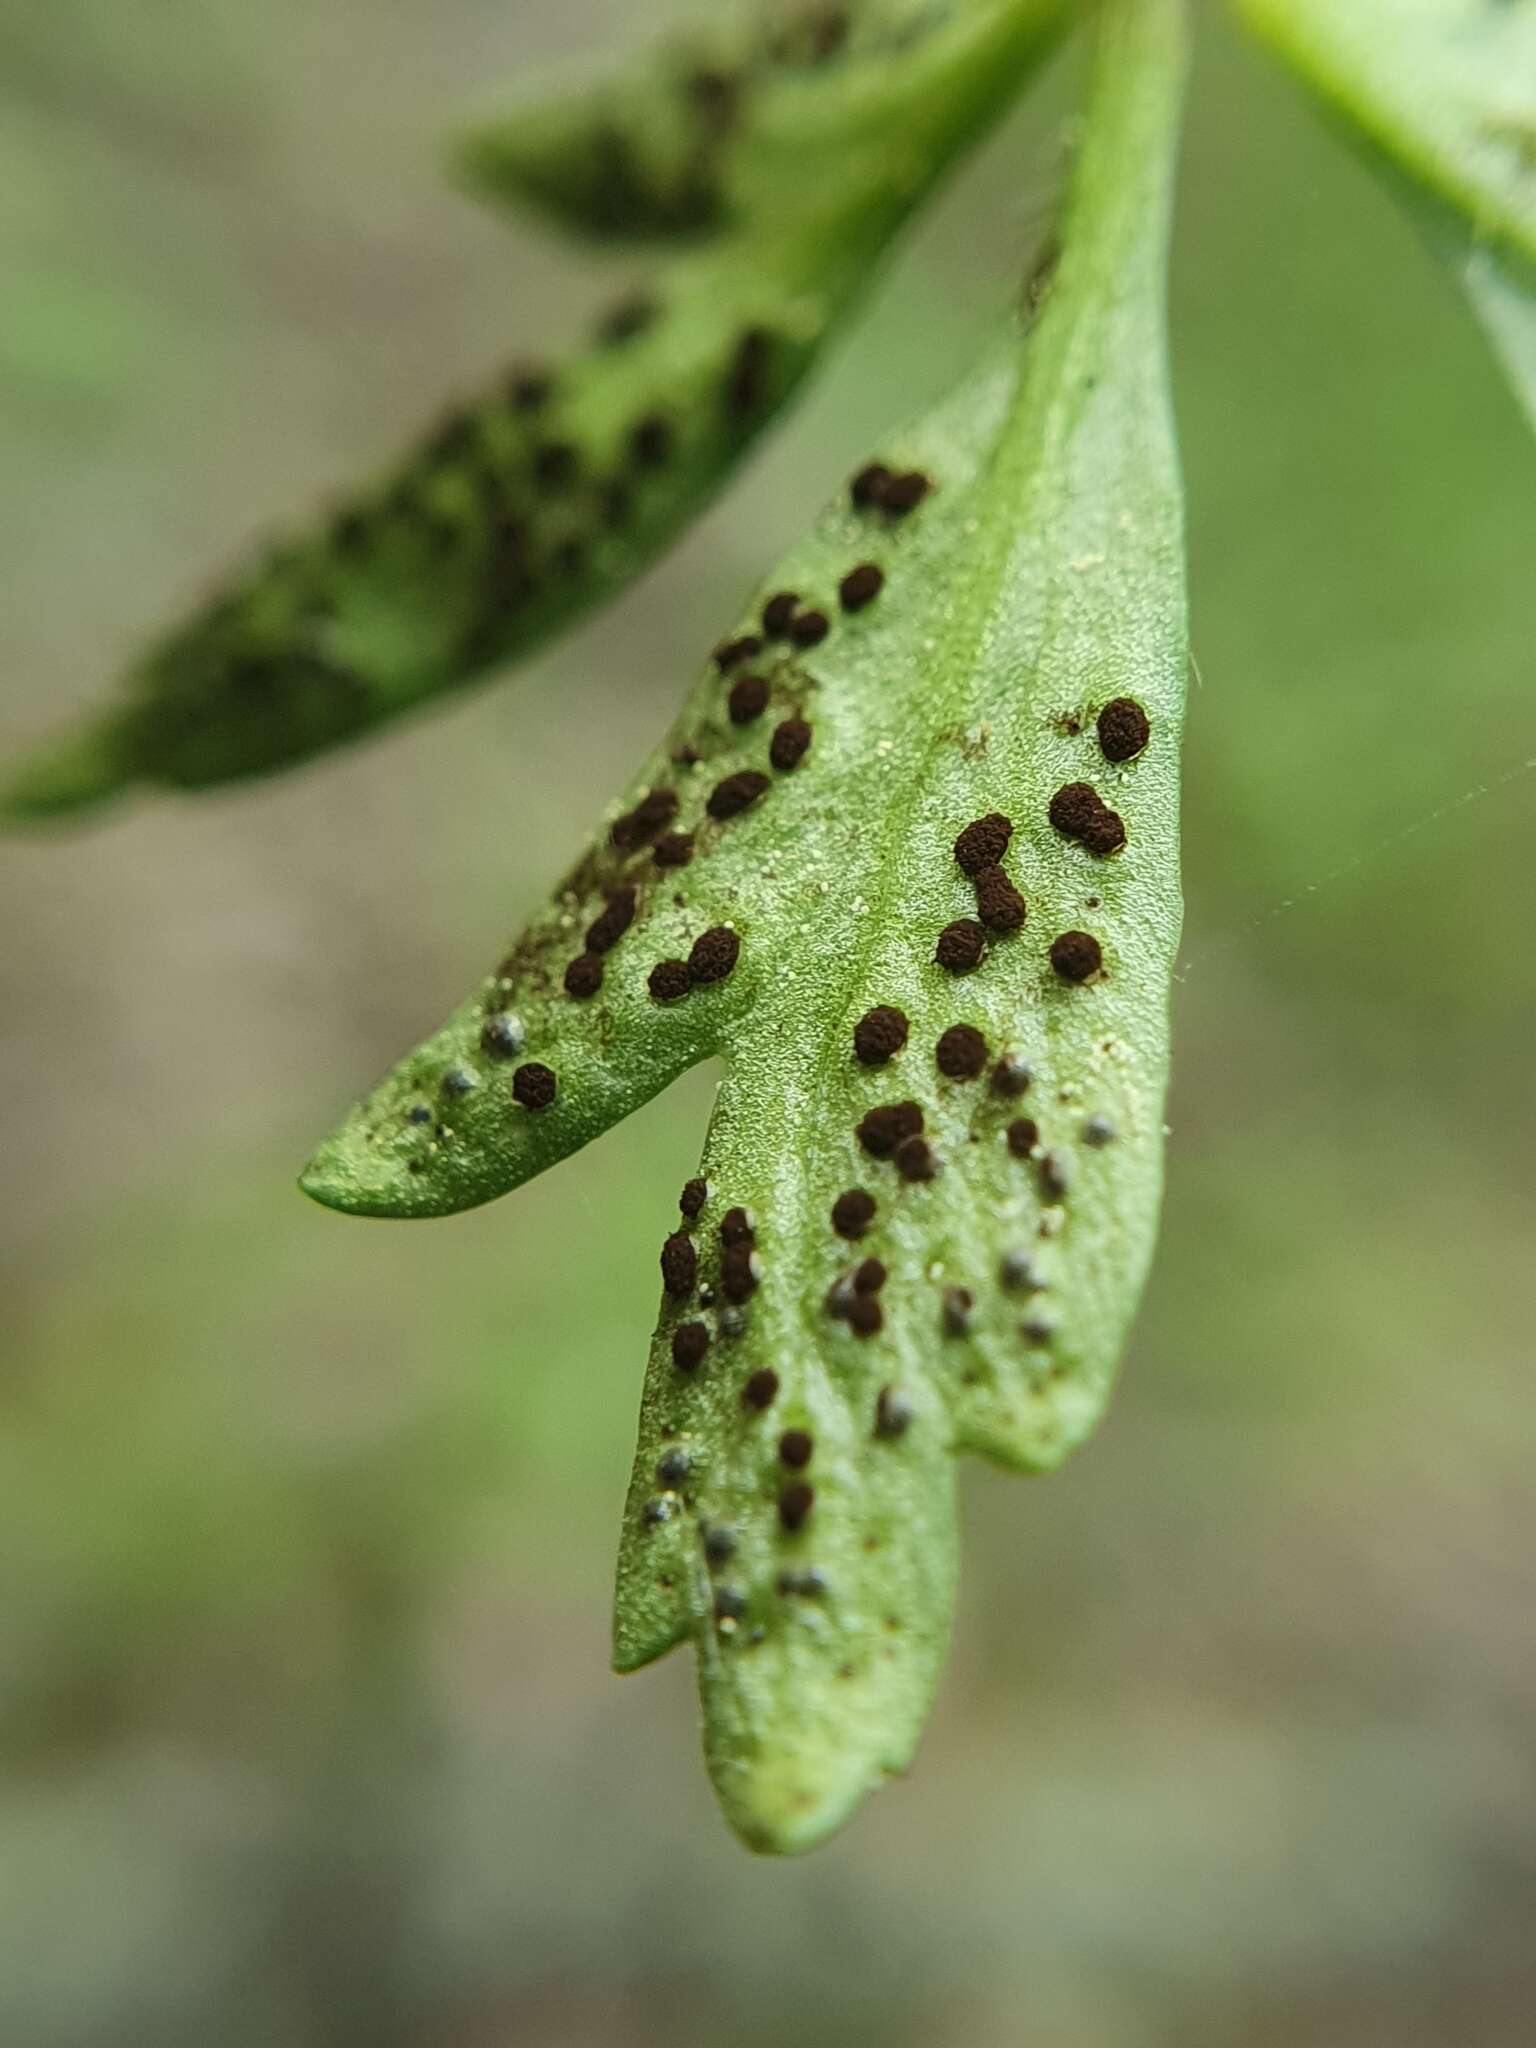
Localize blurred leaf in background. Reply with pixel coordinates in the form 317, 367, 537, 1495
1, 1, 1534, 2045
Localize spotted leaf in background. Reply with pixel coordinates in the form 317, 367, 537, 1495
303, 0, 1188, 1853
1234, 0, 1536, 433
1, 0, 1062, 824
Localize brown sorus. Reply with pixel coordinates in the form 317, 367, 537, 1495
728, 673, 769, 724
586, 885, 637, 953
831, 1187, 876, 1239
688, 926, 740, 985
856, 1100, 923, 1158
954, 812, 1012, 875
974, 865, 1027, 931
660, 1232, 697, 1298
742, 1367, 779, 1409
1098, 696, 1151, 762
769, 717, 812, 770
1050, 930, 1103, 983
838, 563, 884, 612
653, 831, 695, 868
564, 952, 603, 999
672, 1321, 710, 1372
893, 1135, 936, 1182
853, 1005, 909, 1065
512, 1062, 557, 1110
611, 788, 677, 851
707, 770, 770, 819
935, 1024, 987, 1079
649, 958, 692, 1002
778, 1481, 814, 1532
935, 919, 986, 974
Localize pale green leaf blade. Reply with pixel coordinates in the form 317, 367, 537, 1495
1462, 246, 1536, 432
1, 1, 1061, 828
306, 0, 1188, 1849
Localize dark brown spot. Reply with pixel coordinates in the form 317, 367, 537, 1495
832, 1187, 876, 1239
838, 563, 884, 612
707, 770, 769, 819
596, 291, 657, 347
974, 865, 1027, 932
854, 1257, 887, 1294
727, 673, 769, 724
586, 885, 638, 953
512, 1062, 557, 1110
742, 1368, 779, 1410
769, 717, 812, 771
991, 1053, 1032, 1097
935, 919, 986, 974
686, 66, 740, 127
1049, 781, 1126, 857
688, 925, 740, 985
600, 478, 632, 528
702, 1522, 737, 1565
509, 365, 554, 412
721, 1241, 759, 1302
629, 412, 673, 468
719, 1206, 754, 1247
881, 469, 931, 514
725, 326, 774, 414
610, 788, 678, 851
680, 1177, 708, 1219
713, 634, 764, 672
672, 1320, 709, 1372
848, 1294, 883, 1336
778, 1481, 814, 1532
850, 461, 893, 508
1040, 1150, 1074, 1199
789, 607, 830, 648
894, 1135, 936, 1182
875, 1385, 913, 1438
954, 812, 1013, 875
564, 952, 603, 999
660, 1232, 697, 1299
779, 1429, 814, 1469
941, 1287, 973, 1337
533, 440, 579, 490
1007, 1117, 1040, 1158
1098, 696, 1151, 762
653, 830, 695, 868
853, 1005, 909, 1065
761, 591, 798, 636
1050, 930, 1103, 983
936, 1023, 987, 1079
649, 958, 692, 1002
856, 1100, 923, 1158
714, 1585, 748, 1621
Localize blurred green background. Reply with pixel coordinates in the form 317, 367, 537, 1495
3, 3, 1534, 2044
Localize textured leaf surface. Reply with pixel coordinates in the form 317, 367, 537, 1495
1, 0, 1061, 824
1235, 0, 1536, 431
305, 0, 1188, 1853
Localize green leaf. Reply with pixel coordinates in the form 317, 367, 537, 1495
1, 0, 1063, 827
1233, 0, 1536, 431
304, 0, 1188, 1853
456, 0, 1064, 244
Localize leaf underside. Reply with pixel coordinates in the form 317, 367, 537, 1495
1, 0, 1063, 824
1234, 0, 1536, 434
304, 0, 1189, 1853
